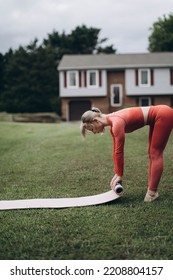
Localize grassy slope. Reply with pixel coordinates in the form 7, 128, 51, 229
0, 121, 173, 260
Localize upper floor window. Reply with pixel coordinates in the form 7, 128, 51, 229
65, 70, 101, 89
110, 84, 122, 107
87, 70, 98, 87
139, 69, 151, 86
135, 69, 154, 87
67, 71, 79, 88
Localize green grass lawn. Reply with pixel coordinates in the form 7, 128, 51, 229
0, 121, 173, 260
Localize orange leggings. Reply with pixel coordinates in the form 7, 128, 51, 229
147, 105, 173, 191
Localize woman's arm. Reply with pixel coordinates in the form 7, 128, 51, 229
110, 119, 125, 188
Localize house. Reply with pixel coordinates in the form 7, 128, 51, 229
58, 53, 173, 121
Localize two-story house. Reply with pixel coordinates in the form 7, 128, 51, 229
58, 53, 173, 121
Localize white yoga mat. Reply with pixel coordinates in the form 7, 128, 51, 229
0, 190, 120, 210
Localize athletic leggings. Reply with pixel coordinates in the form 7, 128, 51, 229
147, 105, 173, 191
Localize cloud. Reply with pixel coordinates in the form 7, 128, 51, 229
0, 0, 172, 54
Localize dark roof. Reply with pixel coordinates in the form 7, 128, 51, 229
58, 52, 173, 70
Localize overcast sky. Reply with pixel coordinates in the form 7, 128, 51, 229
0, 0, 172, 54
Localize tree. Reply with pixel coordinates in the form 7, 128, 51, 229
43, 25, 116, 59
0, 53, 4, 96
68, 25, 116, 54
148, 13, 173, 52
1, 42, 60, 113
97, 45, 116, 54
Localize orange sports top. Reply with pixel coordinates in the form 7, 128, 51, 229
106, 107, 145, 176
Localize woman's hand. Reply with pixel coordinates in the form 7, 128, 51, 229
110, 174, 122, 190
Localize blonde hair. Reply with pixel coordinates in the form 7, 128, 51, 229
80, 107, 102, 138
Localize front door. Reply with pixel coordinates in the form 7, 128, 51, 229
110, 84, 123, 107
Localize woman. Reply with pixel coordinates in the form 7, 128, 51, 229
80, 105, 173, 202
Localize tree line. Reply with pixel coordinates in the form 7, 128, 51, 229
0, 13, 172, 115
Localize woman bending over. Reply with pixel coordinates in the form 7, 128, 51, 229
80, 105, 173, 202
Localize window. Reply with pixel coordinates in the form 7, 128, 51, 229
110, 84, 122, 107
87, 71, 98, 87
67, 71, 79, 88
139, 69, 150, 86
135, 69, 154, 86
139, 97, 152, 106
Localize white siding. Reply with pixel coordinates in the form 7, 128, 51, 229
60, 70, 107, 97
125, 68, 173, 95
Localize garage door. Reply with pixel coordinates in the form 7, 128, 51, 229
69, 100, 91, 121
